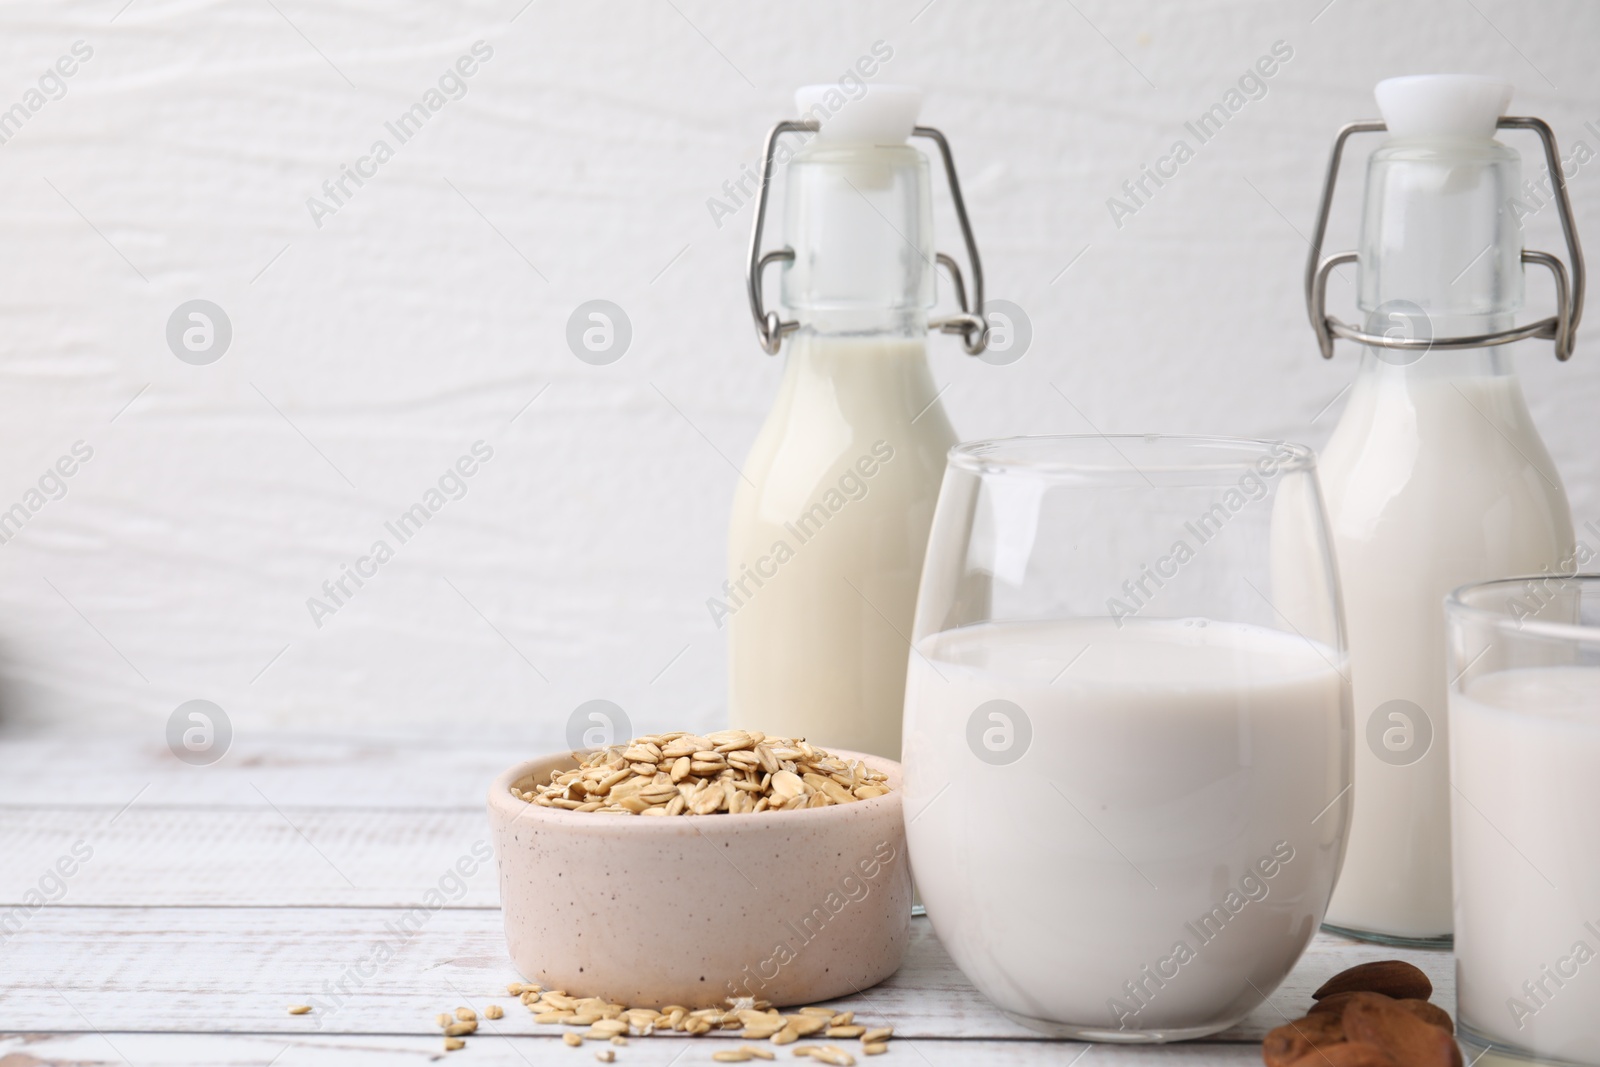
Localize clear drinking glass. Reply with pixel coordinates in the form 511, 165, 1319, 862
1448, 575, 1600, 1067
901, 435, 1353, 1042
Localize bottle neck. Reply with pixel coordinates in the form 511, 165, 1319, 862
1355, 307, 1520, 381
1355, 134, 1527, 383
793, 308, 928, 338
782, 326, 935, 412
1352, 340, 1516, 382
780, 141, 935, 330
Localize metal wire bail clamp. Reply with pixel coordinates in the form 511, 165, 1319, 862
1304, 116, 1586, 361
746, 120, 989, 356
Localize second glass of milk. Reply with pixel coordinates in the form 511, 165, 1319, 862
902, 435, 1353, 1042
1449, 576, 1600, 1067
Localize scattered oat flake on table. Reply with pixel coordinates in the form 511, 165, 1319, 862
514, 989, 895, 1058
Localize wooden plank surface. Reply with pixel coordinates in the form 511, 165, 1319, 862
0, 907, 1452, 1043
0, 1032, 1288, 1067
0, 807, 499, 908
0, 734, 515, 808
0, 733, 1460, 1065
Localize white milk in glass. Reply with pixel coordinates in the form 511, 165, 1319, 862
902, 617, 1348, 1035
1452, 666, 1600, 1063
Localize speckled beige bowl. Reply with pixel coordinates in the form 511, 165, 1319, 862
487, 749, 911, 1009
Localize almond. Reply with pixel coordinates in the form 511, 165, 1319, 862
1395, 998, 1454, 1033
1263, 1013, 1346, 1067
1309, 990, 1374, 1017
1313, 960, 1432, 1002
1286, 1042, 1398, 1067
1343, 994, 1461, 1067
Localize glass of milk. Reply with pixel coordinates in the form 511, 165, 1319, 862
901, 435, 1353, 1042
1449, 575, 1600, 1067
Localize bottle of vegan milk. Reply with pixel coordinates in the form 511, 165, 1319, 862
1306, 75, 1583, 944
725, 85, 989, 759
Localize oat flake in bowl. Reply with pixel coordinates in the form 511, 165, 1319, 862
513, 731, 892, 815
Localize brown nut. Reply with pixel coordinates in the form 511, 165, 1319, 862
1343, 994, 1461, 1067
1310, 990, 1380, 1017
1286, 1043, 1398, 1067
1263, 1013, 1346, 1067
1313, 960, 1433, 1002
1395, 998, 1454, 1033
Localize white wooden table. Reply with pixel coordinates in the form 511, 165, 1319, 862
0, 735, 1457, 1065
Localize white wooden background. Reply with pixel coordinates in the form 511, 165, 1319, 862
0, 0, 1593, 742
0, 735, 1462, 1065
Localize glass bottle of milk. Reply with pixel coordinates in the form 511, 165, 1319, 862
726, 85, 987, 760
1308, 75, 1582, 945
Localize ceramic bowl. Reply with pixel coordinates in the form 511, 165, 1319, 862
487, 749, 911, 1009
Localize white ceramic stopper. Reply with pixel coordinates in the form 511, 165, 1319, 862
1374, 74, 1512, 139
794, 83, 921, 144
